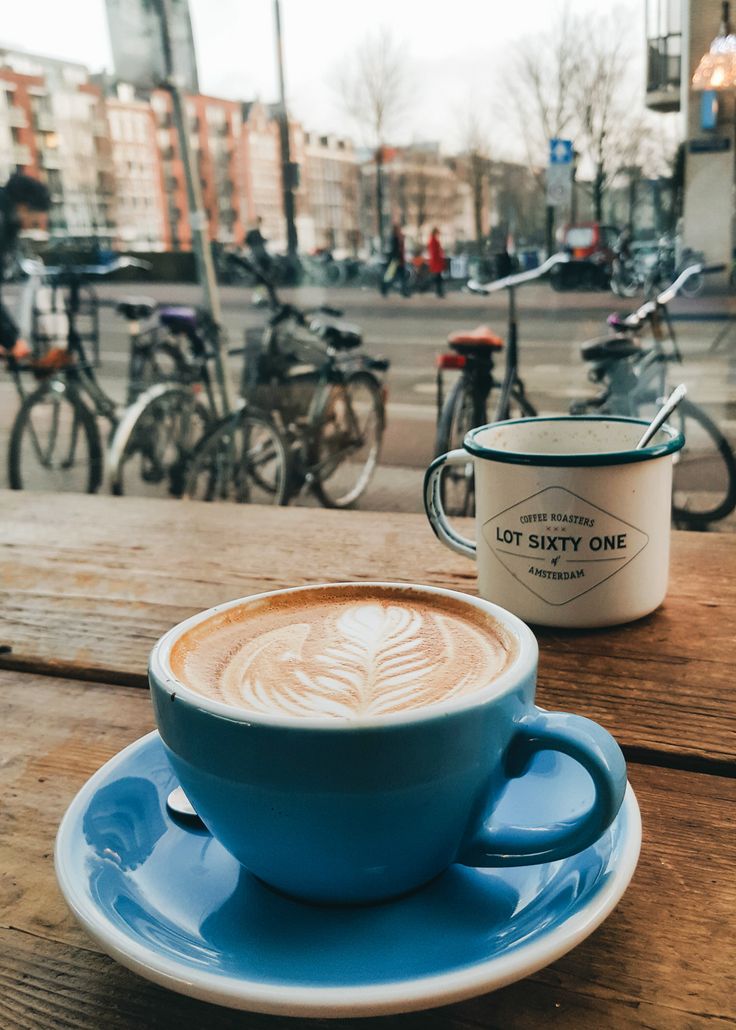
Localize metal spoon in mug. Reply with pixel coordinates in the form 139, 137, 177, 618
635, 384, 687, 450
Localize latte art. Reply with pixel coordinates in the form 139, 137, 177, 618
170, 587, 515, 720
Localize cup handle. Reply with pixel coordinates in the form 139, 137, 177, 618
458, 709, 628, 867
423, 450, 477, 559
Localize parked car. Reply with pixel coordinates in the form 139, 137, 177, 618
551, 222, 621, 291
560, 222, 620, 263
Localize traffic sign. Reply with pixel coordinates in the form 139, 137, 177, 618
549, 138, 574, 165
546, 163, 573, 208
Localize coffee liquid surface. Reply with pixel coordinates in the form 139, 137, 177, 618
170, 586, 515, 720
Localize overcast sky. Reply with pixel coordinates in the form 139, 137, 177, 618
1, 0, 646, 156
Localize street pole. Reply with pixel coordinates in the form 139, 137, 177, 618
571, 149, 578, 224
273, 0, 299, 264
545, 205, 555, 258
154, 0, 231, 409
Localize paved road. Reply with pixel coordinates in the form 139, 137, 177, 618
2, 281, 735, 522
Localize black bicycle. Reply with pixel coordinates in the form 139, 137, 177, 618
434, 254, 566, 515
4, 257, 185, 493
108, 303, 288, 505
571, 263, 736, 528
226, 252, 390, 508
434, 255, 735, 528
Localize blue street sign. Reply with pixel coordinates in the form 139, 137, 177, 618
549, 139, 574, 165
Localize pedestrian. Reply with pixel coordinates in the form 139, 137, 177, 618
428, 226, 445, 298
381, 223, 410, 297
0, 173, 50, 363
245, 216, 272, 276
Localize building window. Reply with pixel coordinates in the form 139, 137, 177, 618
646, 0, 682, 97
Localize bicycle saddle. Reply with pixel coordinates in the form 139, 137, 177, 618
447, 326, 504, 354
116, 296, 156, 321
158, 306, 199, 334
606, 313, 631, 332
312, 318, 363, 350
580, 335, 641, 363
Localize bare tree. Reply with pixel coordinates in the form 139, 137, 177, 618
506, 5, 656, 233
333, 28, 410, 247
506, 4, 579, 180
457, 110, 492, 249
503, 4, 579, 249
571, 12, 633, 221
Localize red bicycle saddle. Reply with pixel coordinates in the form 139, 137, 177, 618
447, 326, 504, 353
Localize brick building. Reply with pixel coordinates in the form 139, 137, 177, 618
106, 84, 167, 250
360, 143, 473, 252
0, 48, 114, 242
303, 132, 360, 253
0, 66, 42, 183
240, 100, 284, 247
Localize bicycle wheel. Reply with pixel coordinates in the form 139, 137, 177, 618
128, 336, 188, 403
611, 267, 639, 298
310, 372, 385, 508
8, 380, 102, 493
109, 383, 210, 498
185, 407, 290, 505
668, 398, 736, 526
435, 375, 480, 517
679, 270, 705, 298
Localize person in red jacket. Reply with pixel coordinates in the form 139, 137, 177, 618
428, 227, 445, 298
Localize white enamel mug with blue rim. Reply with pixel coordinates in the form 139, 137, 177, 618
425, 416, 685, 629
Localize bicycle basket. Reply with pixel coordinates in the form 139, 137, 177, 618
28, 282, 100, 366
241, 326, 319, 423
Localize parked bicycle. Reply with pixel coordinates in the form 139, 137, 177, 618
611, 235, 707, 299
4, 257, 189, 493
434, 255, 735, 528
571, 262, 736, 527
108, 303, 288, 505
227, 251, 390, 507
434, 253, 566, 516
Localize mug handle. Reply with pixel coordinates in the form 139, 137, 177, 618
458, 708, 628, 867
423, 450, 477, 559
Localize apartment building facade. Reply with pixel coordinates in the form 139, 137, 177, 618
359, 143, 475, 252
0, 48, 114, 241
646, 0, 735, 268
0, 44, 507, 258
106, 84, 167, 250
303, 132, 360, 253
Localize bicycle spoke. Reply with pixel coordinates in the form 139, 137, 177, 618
312, 375, 383, 508
10, 385, 99, 492
186, 413, 289, 505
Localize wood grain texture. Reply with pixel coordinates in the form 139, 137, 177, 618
1, 491, 734, 762
1, 672, 735, 1028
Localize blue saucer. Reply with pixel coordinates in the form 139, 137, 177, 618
55, 731, 640, 1017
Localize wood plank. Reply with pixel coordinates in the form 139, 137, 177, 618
1, 672, 734, 1028
1, 927, 722, 1030
1, 491, 735, 763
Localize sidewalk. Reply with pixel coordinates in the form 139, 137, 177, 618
292, 463, 426, 515
331, 461, 736, 532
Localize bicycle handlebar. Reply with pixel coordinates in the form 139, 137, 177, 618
655, 261, 724, 307
227, 251, 343, 327
19, 255, 151, 281
466, 252, 571, 295
617, 262, 727, 329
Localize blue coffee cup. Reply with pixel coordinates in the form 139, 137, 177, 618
149, 582, 627, 904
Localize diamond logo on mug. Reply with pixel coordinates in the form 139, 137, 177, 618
482, 486, 649, 606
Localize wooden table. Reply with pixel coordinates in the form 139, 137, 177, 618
1, 491, 734, 1029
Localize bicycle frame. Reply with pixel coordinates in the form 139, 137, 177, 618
581, 261, 721, 416
10, 257, 153, 423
